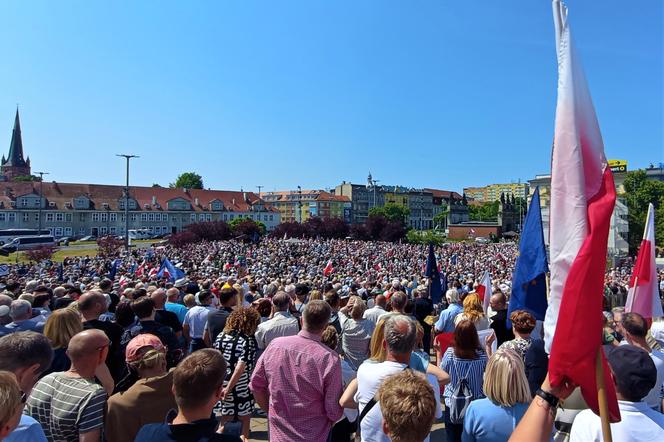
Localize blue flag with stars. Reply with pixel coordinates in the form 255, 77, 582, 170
507, 187, 549, 327
425, 243, 443, 304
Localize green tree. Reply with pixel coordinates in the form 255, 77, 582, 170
432, 202, 449, 230
623, 170, 664, 253
368, 203, 410, 225
170, 172, 204, 189
468, 201, 500, 221
12, 175, 41, 182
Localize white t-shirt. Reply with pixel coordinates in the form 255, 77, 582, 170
355, 360, 440, 442
570, 400, 664, 441
645, 349, 664, 410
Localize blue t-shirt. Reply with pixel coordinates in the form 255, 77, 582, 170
435, 303, 463, 333
136, 418, 241, 442
462, 399, 529, 442
6, 414, 48, 442
165, 302, 188, 324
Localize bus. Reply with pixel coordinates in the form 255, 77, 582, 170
0, 229, 50, 246
0, 235, 56, 253
128, 229, 152, 240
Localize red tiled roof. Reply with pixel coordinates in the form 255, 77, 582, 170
0, 181, 279, 212
423, 188, 463, 200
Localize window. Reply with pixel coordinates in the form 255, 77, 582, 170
109, 227, 116, 234
79, 213, 86, 222
0, 213, 5, 222
9, 212, 17, 221
163, 214, 168, 222
154, 213, 160, 222
229, 214, 234, 220
198, 214, 205, 221
100, 227, 107, 235
65, 213, 72, 222
34, 199, 42, 208
46, 213, 55, 222
269, 215, 274, 221
54, 227, 63, 236
100, 213, 108, 222
64, 227, 72, 236
148, 213, 155, 221
22, 213, 29, 222
109, 213, 117, 222
141, 213, 148, 221
92, 213, 100, 222
223, 214, 228, 221
190, 214, 196, 222
56, 213, 64, 222
162, 225, 168, 232
131, 214, 138, 222
205, 214, 212, 222
20, 199, 27, 207
78, 228, 86, 235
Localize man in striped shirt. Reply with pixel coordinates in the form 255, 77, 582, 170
25, 329, 109, 442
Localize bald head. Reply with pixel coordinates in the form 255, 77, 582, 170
166, 288, 180, 301
150, 289, 167, 308
375, 295, 387, 308
67, 329, 110, 364
77, 291, 106, 315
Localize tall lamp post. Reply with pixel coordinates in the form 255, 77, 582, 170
35, 171, 49, 233
297, 186, 302, 223
116, 154, 139, 251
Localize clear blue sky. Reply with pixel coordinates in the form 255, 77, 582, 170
0, 0, 661, 193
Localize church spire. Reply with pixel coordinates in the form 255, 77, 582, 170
4, 108, 27, 167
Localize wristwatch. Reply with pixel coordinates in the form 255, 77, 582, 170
535, 388, 560, 410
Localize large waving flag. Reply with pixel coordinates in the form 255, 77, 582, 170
544, 0, 619, 422
626, 203, 663, 320
507, 187, 549, 326
323, 260, 334, 277
425, 243, 443, 304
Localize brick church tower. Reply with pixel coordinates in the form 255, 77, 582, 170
1, 109, 31, 181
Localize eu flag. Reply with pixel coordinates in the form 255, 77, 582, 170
507, 187, 549, 326
425, 243, 443, 304
108, 259, 120, 280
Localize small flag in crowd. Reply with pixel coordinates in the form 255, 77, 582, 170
0, 264, 9, 277
625, 203, 662, 320
157, 258, 185, 282
108, 259, 121, 280
476, 271, 491, 313
507, 187, 549, 326
425, 243, 443, 304
544, 0, 619, 422
323, 260, 334, 277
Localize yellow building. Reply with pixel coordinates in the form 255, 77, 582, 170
261, 190, 350, 223
463, 182, 529, 203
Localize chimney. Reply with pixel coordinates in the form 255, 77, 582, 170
194, 197, 199, 206
242, 191, 247, 202
151, 196, 157, 206
232, 198, 235, 206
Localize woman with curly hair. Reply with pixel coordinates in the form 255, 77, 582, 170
498, 310, 536, 360
454, 293, 489, 331
213, 306, 261, 441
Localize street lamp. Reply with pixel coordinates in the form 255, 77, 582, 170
35, 171, 49, 234
297, 186, 302, 223
116, 154, 139, 251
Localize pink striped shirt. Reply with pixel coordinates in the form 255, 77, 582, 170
249, 330, 344, 442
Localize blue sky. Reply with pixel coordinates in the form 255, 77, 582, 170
0, 1, 661, 193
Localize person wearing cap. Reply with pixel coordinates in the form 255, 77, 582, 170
293, 283, 310, 318
105, 334, 176, 442
570, 345, 664, 440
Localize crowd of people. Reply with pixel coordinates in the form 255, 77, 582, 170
0, 237, 663, 441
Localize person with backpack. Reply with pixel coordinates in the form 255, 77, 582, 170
440, 319, 491, 442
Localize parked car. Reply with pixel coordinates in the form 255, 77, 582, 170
78, 235, 97, 242
56, 237, 72, 246
1, 235, 57, 253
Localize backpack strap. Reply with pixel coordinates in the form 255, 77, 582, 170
358, 366, 409, 427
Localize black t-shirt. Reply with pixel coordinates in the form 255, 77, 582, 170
414, 298, 434, 324
206, 307, 233, 344
156, 309, 183, 333
489, 309, 515, 346
83, 319, 125, 380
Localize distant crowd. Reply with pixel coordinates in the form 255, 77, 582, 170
0, 237, 662, 441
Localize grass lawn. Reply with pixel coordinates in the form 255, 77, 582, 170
0, 247, 99, 264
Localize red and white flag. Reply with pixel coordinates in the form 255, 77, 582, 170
476, 271, 491, 313
626, 203, 662, 320
323, 260, 334, 277
544, 0, 619, 421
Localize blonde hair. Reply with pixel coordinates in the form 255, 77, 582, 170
462, 293, 485, 323
44, 308, 83, 350
309, 290, 322, 301
369, 317, 388, 362
183, 294, 196, 308
378, 370, 436, 442
350, 296, 366, 320
320, 325, 339, 351
128, 347, 167, 373
483, 348, 532, 407
0, 371, 22, 429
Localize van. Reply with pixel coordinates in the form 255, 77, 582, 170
0, 235, 56, 253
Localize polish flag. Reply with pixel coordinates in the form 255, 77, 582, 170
544, 0, 619, 421
323, 260, 334, 277
626, 203, 662, 320
476, 271, 491, 313
148, 267, 159, 278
